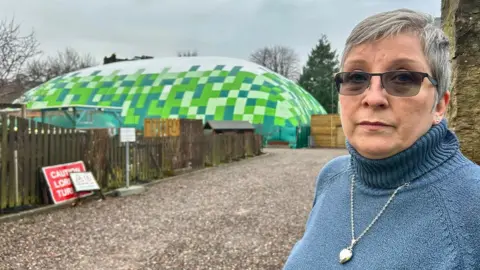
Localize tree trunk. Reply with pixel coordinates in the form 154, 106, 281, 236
442, 0, 480, 164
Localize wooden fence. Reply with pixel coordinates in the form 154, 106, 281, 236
0, 116, 263, 215
310, 114, 346, 148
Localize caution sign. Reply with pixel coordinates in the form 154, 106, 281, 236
41, 161, 93, 204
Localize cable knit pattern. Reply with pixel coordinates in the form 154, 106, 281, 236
283, 120, 480, 270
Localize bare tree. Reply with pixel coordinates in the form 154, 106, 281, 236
25, 47, 97, 84
0, 17, 41, 88
177, 50, 198, 57
249, 45, 300, 80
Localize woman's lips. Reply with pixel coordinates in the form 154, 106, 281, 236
358, 121, 392, 130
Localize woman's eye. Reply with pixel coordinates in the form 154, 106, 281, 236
393, 73, 413, 82
348, 73, 367, 82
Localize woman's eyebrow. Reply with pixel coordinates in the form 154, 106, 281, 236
344, 58, 423, 70
388, 58, 421, 67
344, 59, 368, 67
343, 59, 369, 70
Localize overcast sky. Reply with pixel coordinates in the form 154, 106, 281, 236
1, 0, 441, 67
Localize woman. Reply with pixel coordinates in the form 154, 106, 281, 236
283, 9, 480, 270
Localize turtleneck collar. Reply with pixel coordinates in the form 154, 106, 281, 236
346, 119, 460, 189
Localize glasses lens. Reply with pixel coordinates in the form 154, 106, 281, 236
336, 72, 370, 95
383, 71, 424, 97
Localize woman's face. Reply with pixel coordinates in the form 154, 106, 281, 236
340, 33, 449, 159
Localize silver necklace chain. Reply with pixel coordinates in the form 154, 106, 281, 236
348, 174, 409, 250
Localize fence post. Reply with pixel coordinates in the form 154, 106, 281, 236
14, 150, 19, 205
21, 104, 26, 118
125, 141, 130, 188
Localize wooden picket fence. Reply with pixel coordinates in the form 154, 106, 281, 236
0, 115, 263, 215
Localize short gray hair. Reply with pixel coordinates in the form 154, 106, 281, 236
340, 9, 451, 105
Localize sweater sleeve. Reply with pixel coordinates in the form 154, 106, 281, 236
291, 155, 350, 246
433, 164, 480, 269
311, 155, 350, 208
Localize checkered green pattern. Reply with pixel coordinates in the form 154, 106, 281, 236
19, 60, 327, 130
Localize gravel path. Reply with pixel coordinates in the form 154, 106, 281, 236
0, 148, 347, 270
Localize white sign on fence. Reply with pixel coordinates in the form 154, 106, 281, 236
120, 127, 136, 142
70, 171, 101, 192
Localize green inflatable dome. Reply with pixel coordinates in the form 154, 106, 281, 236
16, 56, 327, 146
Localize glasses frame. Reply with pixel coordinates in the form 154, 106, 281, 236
334, 71, 438, 97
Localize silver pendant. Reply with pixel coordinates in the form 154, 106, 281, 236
339, 248, 353, 264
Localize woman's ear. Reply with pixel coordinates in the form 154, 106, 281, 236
433, 91, 450, 124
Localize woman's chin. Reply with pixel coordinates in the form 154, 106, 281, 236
351, 141, 401, 160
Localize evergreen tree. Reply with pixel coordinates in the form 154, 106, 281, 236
298, 35, 339, 114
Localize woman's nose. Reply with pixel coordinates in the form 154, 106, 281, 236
362, 76, 388, 108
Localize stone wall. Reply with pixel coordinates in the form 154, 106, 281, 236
442, 0, 480, 164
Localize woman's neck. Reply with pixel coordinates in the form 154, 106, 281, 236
347, 120, 460, 189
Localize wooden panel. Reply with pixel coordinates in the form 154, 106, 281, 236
17, 118, 28, 205
310, 114, 345, 148
48, 125, 55, 165
0, 114, 8, 210
60, 127, 66, 163
7, 116, 16, 207
310, 126, 337, 136
311, 114, 342, 126
313, 137, 335, 147
336, 126, 346, 147
144, 118, 181, 137
29, 120, 38, 205
40, 122, 48, 204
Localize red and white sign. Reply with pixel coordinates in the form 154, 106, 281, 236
42, 161, 93, 204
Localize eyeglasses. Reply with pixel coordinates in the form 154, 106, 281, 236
334, 71, 438, 97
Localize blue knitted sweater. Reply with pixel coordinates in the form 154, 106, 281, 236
283, 120, 480, 270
